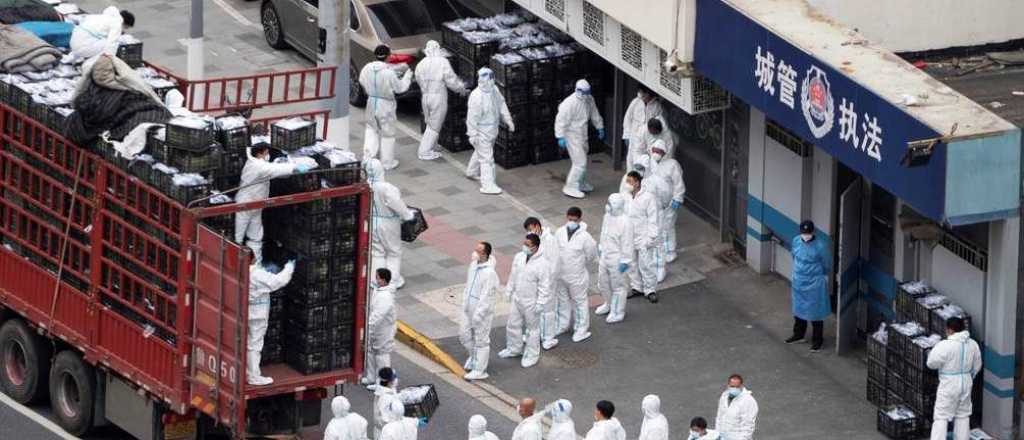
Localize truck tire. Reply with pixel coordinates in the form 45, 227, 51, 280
350, 62, 367, 108
49, 351, 96, 436
0, 319, 52, 404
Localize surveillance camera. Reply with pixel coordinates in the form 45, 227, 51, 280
663, 58, 680, 74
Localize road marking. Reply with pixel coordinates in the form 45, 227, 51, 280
212, 0, 261, 29
0, 392, 80, 440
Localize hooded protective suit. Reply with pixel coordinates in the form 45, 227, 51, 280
70, 6, 124, 61
415, 40, 467, 160
164, 90, 192, 117
325, 396, 369, 440
510, 412, 543, 440
555, 80, 604, 198
373, 385, 398, 440
499, 248, 551, 368
926, 330, 982, 440
380, 399, 418, 440
366, 159, 415, 289
466, 67, 514, 194
365, 283, 397, 386
638, 395, 669, 440
247, 261, 295, 385
622, 94, 664, 170
536, 227, 562, 349
468, 415, 500, 440
623, 163, 663, 297
651, 145, 686, 263
620, 155, 671, 284
235, 149, 298, 263
547, 399, 577, 440
596, 194, 633, 323
715, 388, 758, 440
360, 59, 413, 170
585, 418, 626, 440
460, 254, 500, 378
790, 235, 831, 321
638, 116, 676, 160
553, 222, 598, 342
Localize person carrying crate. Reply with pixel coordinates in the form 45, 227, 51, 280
365, 159, 416, 289
247, 259, 295, 386
360, 45, 413, 171
235, 144, 312, 264
415, 40, 468, 161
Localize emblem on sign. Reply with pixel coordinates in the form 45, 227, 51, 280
801, 66, 834, 139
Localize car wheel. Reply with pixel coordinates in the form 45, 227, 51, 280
0, 319, 52, 404
349, 62, 367, 108
262, 3, 288, 50
49, 351, 96, 437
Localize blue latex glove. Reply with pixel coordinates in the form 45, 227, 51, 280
618, 262, 629, 273
557, 138, 567, 149
597, 128, 606, 140
418, 417, 429, 428
295, 163, 313, 173
671, 200, 682, 210
263, 262, 281, 274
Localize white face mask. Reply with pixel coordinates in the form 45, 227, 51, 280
689, 431, 701, 440
800, 233, 813, 242
652, 153, 664, 162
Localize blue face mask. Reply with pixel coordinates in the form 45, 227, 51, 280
727, 387, 742, 397
370, 279, 380, 289
522, 245, 532, 255
567, 221, 579, 231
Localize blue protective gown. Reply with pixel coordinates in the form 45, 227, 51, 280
790, 236, 831, 321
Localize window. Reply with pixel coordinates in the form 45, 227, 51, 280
366, 0, 471, 39
350, 0, 359, 30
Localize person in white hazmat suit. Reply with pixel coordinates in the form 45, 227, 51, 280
688, 417, 721, 440
547, 399, 578, 440
415, 40, 468, 161
371, 368, 398, 439
324, 396, 369, 440
523, 217, 561, 350
70, 7, 134, 62
363, 269, 398, 388
585, 401, 626, 440
595, 193, 633, 323
623, 169, 662, 303
365, 158, 416, 289
926, 317, 982, 440
246, 260, 295, 386
511, 398, 543, 440
553, 207, 598, 342
715, 374, 758, 440
637, 117, 676, 161
498, 234, 550, 368
622, 87, 663, 171
465, 67, 515, 194
379, 399, 423, 440
360, 45, 413, 170
621, 155, 672, 283
638, 395, 669, 440
460, 241, 500, 380
467, 415, 499, 440
235, 144, 310, 264
650, 140, 686, 263
555, 79, 605, 199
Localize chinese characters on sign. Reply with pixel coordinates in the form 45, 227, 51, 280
753, 46, 883, 162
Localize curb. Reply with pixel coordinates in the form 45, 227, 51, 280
396, 320, 467, 378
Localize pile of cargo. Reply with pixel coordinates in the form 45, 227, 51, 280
439, 11, 609, 169
869, 281, 976, 439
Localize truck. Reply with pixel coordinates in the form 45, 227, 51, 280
0, 63, 370, 439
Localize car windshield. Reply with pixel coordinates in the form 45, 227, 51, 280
366, 0, 470, 39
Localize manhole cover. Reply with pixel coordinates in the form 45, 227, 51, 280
548, 347, 599, 368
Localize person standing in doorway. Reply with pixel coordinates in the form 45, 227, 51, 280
622, 86, 663, 171
785, 220, 831, 352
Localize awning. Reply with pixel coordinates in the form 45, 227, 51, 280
694, 0, 1020, 225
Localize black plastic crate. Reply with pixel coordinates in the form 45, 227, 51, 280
555, 78, 576, 97
46, 105, 71, 131
529, 101, 556, 125
551, 50, 582, 81
292, 256, 356, 284
532, 143, 562, 164
271, 119, 316, 151
260, 342, 283, 365
886, 349, 906, 377
492, 54, 530, 86
439, 128, 471, 152
166, 119, 215, 152
441, 24, 464, 49
452, 55, 478, 88
8, 83, 31, 114
867, 378, 885, 407
905, 391, 936, 419
498, 83, 529, 107
216, 115, 251, 151
896, 282, 935, 319
221, 150, 245, 177
912, 296, 947, 330
286, 350, 330, 374
528, 80, 557, 103
886, 372, 907, 399
330, 350, 352, 370
885, 389, 904, 407
902, 362, 938, 393
905, 337, 937, 370
868, 360, 887, 385
868, 335, 887, 364
285, 328, 346, 353
495, 127, 528, 149
287, 279, 354, 308
877, 406, 922, 440
456, 35, 499, 65
530, 125, 555, 144
313, 156, 361, 187
524, 55, 555, 82
495, 146, 530, 169
929, 309, 971, 337
276, 172, 321, 194
117, 41, 144, 67
401, 384, 440, 421
887, 324, 924, 360
168, 145, 222, 174
164, 183, 210, 205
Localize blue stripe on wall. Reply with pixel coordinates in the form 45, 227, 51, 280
746, 226, 771, 242
983, 346, 1015, 380
747, 194, 830, 248
983, 381, 1015, 399
861, 263, 897, 301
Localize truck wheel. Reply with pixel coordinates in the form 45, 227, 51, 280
262, 3, 289, 50
49, 351, 95, 436
350, 62, 367, 108
0, 319, 52, 404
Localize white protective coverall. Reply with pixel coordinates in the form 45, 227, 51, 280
70, 6, 123, 61
499, 248, 551, 368
536, 226, 562, 350
366, 284, 397, 387
555, 80, 604, 198
596, 193, 633, 323
415, 40, 467, 160
246, 261, 294, 385
553, 222, 598, 342
547, 399, 577, 440
460, 254, 500, 379
366, 159, 416, 289
624, 172, 662, 297
691, 430, 721, 440
621, 155, 672, 283
164, 89, 192, 118
651, 144, 686, 263
234, 150, 297, 263
926, 330, 982, 440
360, 60, 413, 170
585, 418, 627, 440
637, 116, 676, 161
638, 395, 669, 440
715, 388, 758, 440
465, 67, 514, 194
372, 385, 397, 440
379, 400, 418, 440
325, 396, 369, 440
510, 413, 543, 440
622, 94, 664, 171
468, 415, 500, 440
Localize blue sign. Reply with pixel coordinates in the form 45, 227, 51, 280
694, 0, 945, 221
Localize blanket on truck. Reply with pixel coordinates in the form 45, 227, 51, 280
65, 56, 169, 145
0, 24, 60, 72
